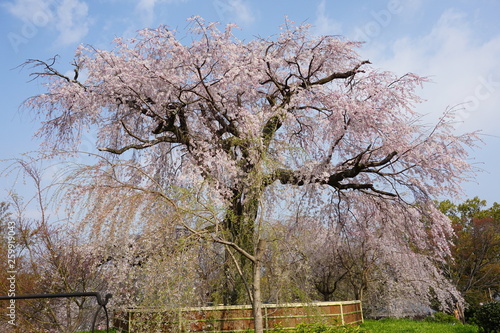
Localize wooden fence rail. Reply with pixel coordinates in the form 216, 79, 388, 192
115, 300, 363, 332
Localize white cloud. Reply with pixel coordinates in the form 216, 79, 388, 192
136, 0, 157, 26
2, 0, 54, 23
213, 0, 254, 26
367, 9, 500, 134
227, 0, 254, 25
134, 0, 189, 26
55, 0, 90, 45
314, 0, 342, 35
2, 0, 90, 46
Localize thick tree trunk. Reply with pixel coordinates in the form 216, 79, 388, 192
222, 185, 261, 305
222, 214, 254, 305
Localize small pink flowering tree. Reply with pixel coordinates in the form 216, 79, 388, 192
293, 197, 464, 316
24, 18, 476, 332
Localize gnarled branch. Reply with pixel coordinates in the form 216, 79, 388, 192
268, 151, 398, 196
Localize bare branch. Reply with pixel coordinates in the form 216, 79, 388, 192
22, 56, 86, 90
98, 135, 177, 154
307, 60, 371, 87
212, 236, 256, 263
269, 151, 398, 196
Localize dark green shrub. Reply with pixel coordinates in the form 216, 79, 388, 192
465, 306, 479, 326
475, 302, 500, 333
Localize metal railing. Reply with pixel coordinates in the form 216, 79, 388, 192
0, 292, 112, 332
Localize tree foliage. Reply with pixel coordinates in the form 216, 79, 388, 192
439, 198, 500, 307
21, 17, 479, 328
291, 198, 463, 317
0, 160, 108, 332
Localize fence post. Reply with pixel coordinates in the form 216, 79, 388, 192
266, 305, 269, 330
178, 307, 182, 333
122, 300, 363, 331
359, 301, 364, 323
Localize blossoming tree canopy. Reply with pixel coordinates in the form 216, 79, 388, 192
25, 18, 476, 258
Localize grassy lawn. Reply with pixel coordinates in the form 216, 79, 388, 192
76, 328, 118, 333
361, 319, 478, 333
75, 320, 480, 333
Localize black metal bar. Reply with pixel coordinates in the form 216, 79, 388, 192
0, 292, 112, 332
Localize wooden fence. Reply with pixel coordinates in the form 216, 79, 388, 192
115, 300, 363, 332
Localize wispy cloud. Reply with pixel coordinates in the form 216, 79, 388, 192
135, 0, 189, 26
228, 0, 254, 25
2, 0, 90, 46
136, 0, 157, 26
213, 0, 255, 26
2, 0, 54, 22
314, 0, 342, 35
55, 0, 90, 45
372, 9, 500, 133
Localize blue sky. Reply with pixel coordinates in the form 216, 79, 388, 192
0, 0, 499, 205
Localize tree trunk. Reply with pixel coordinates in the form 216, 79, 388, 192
253, 239, 265, 333
222, 185, 261, 305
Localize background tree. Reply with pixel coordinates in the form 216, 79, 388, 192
439, 197, 500, 307
292, 196, 462, 317
23, 18, 478, 331
0, 159, 108, 332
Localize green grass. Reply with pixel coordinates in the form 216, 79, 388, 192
77, 328, 118, 333
75, 320, 480, 333
361, 318, 478, 333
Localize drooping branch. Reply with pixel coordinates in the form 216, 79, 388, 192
213, 236, 256, 262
